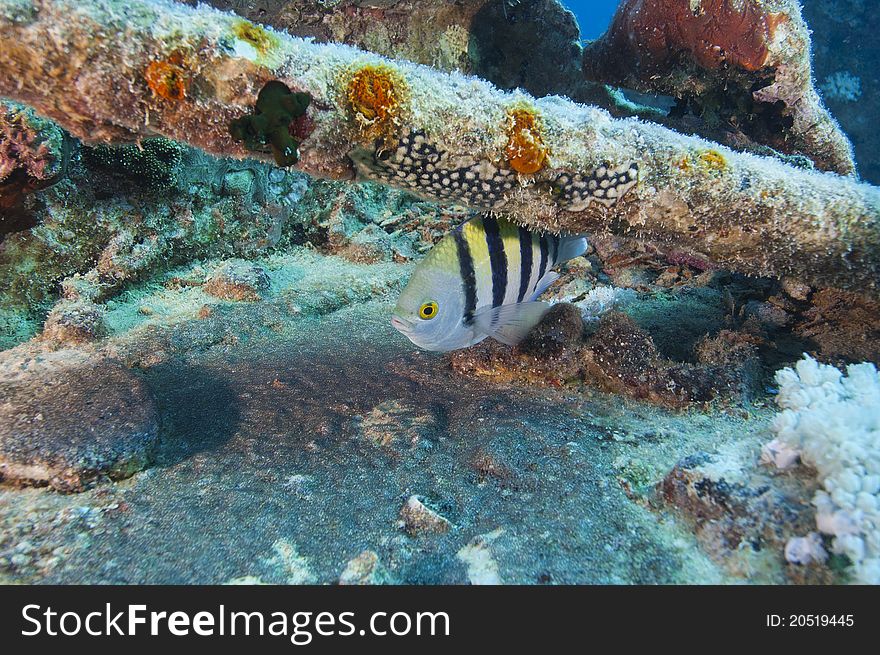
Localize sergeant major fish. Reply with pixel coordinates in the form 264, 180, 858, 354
391, 214, 587, 351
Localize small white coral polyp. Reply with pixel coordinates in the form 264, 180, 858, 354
819, 71, 862, 103
572, 285, 637, 321
769, 355, 880, 584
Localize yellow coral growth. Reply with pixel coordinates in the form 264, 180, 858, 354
698, 149, 728, 171
345, 64, 407, 146
675, 150, 728, 175
145, 52, 189, 102
231, 19, 281, 61
505, 107, 548, 175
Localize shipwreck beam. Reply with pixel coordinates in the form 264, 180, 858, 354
0, 0, 878, 295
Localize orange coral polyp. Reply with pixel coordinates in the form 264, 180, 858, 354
145, 59, 187, 102
345, 65, 404, 142
505, 109, 548, 175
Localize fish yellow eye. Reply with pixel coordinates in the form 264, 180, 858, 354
419, 301, 439, 320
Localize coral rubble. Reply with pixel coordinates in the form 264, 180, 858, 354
0, 351, 158, 491
339, 550, 394, 585
204, 259, 270, 301
0, 0, 878, 295
658, 445, 829, 582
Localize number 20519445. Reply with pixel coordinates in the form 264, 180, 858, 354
766, 615, 854, 628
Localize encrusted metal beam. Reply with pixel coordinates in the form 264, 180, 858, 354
1, 0, 878, 294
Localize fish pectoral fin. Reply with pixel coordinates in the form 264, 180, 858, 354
557, 235, 588, 263
529, 271, 559, 301
473, 302, 551, 346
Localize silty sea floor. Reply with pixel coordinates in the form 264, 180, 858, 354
0, 249, 788, 585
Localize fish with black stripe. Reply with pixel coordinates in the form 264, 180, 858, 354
391, 214, 587, 351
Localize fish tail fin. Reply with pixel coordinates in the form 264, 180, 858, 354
556, 235, 588, 263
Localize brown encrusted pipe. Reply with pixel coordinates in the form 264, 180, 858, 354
0, 0, 878, 295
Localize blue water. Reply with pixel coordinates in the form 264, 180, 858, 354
561, 0, 619, 40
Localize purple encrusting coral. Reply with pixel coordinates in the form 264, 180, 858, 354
0, 101, 67, 187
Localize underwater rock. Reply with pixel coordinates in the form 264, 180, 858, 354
40, 301, 108, 346
658, 450, 827, 581
449, 304, 584, 386
338, 550, 394, 585
220, 169, 255, 198
520, 301, 586, 356
358, 401, 438, 452
60, 274, 103, 305
694, 330, 763, 386
742, 300, 792, 331
0, 352, 159, 492
1, 0, 878, 295
793, 289, 880, 364
202, 0, 851, 175
451, 306, 761, 407
780, 276, 812, 302
398, 495, 452, 536
584, 311, 735, 405
203, 259, 270, 302
457, 529, 504, 585
582, 0, 855, 176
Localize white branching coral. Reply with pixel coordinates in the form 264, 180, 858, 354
820, 71, 863, 102
766, 355, 880, 583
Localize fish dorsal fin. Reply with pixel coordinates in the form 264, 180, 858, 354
556, 236, 588, 263
473, 302, 551, 346
530, 271, 559, 301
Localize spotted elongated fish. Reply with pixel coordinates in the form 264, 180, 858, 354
391, 214, 587, 352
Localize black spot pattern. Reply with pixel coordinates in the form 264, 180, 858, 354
551, 162, 639, 210
351, 130, 519, 209
351, 130, 640, 213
